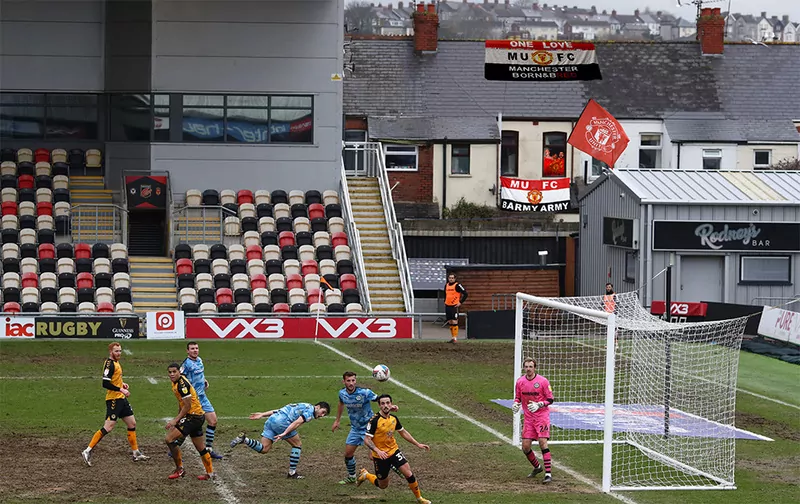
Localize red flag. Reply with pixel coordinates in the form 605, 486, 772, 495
568, 99, 629, 168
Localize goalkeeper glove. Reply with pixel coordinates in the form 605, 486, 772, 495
512, 402, 521, 414
527, 401, 546, 413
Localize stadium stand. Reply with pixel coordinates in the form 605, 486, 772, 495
173, 188, 361, 314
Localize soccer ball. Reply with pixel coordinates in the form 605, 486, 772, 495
372, 364, 390, 382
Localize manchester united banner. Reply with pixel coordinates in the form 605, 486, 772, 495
500, 177, 572, 212
484, 40, 602, 82
568, 99, 629, 168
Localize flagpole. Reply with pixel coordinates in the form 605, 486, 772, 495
496, 112, 502, 208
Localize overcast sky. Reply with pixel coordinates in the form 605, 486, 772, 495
346, 0, 800, 22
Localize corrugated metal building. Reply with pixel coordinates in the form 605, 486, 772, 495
579, 169, 800, 308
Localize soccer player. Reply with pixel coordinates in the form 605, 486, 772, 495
332, 371, 399, 484
513, 358, 554, 484
230, 401, 331, 479
165, 362, 216, 480
356, 394, 431, 504
81, 342, 149, 466
178, 341, 223, 459
444, 273, 468, 343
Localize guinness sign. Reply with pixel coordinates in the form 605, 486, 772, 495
653, 221, 800, 252
35, 316, 141, 339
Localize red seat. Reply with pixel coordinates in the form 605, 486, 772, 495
2, 201, 17, 216
340, 273, 357, 291
273, 302, 290, 313
97, 301, 114, 313
37, 201, 52, 216
176, 258, 193, 275
215, 288, 233, 305
308, 203, 325, 220
237, 190, 254, 205
301, 260, 318, 276
38, 244, 55, 259
286, 273, 303, 290
35, 149, 50, 163
18, 174, 34, 189
279, 231, 295, 248
3, 302, 21, 313
250, 273, 267, 289
77, 272, 94, 289
331, 232, 348, 248
246, 245, 262, 261
75, 243, 91, 259
21, 272, 38, 289
306, 288, 322, 305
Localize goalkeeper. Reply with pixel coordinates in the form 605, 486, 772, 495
513, 358, 554, 484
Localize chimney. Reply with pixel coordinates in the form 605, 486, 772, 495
760, 11, 766, 19
399, 1, 403, 7
413, 3, 439, 53
611, 9, 616, 17
697, 7, 725, 55
656, 10, 662, 17
634, 9, 639, 17
591, 5, 597, 14
783, 15, 790, 23
505, 0, 510, 5
388, 3, 393, 10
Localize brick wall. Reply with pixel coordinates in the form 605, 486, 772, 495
446, 266, 560, 312
389, 144, 433, 202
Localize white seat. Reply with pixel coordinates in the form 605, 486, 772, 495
254, 190, 271, 206
309, 302, 326, 313
325, 288, 343, 305
85, 149, 102, 168
313, 231, 331, 248
180, 288, 198, 306
16, 148, 33, 163
1, 161, 16, 177
110, 243, 128, 261
95, 287, 113, 304
212, 259, 230, 276
224, 216, 241, 236
195, 273, 213, 290
36, 188, 52, 204
22, 287, 39, 304
93, 258, 111, 274
252, 288, 270, 305
198, 302, 218, 314
263, 244, 281, 262
289, 288, 306, 305
268, 273, 285, 290
232, 273, 250, 291
53, 175, 69, 191
220, 189, 237, 206
323, 190, 340, 206
58, 287, 77, 304
79, 301, 96, 313
345, 303, 364, 314
298, 245, 315, 263
327, 217, 345, 234
283, 259, 300, 277
319, 259, 336, 276
243, 231, 260, 249
258, 217, 276, 233
1, 188, 16, 203
57, 258, 75, 275
288, 190, 305, 206
115, 302, 134, 314
304, 274, 320, 292
35, 162, 51, 177
51, 149, 67, 164
239, 203, 256, 219
40, 301, 59, 314
113, 272, 130, 290
54, 201, 70, 217
192, 244, 209, 260
186, 189, 202, 206
236, 302, 254, 314
247, 259, 265, 277
335, 245, 352, 262
1, 215, 18, 230
293, 217, 311, 234
228, 244, 245, 262
18, 201, 35, 217
20, 257, 38, 275
36, 215, 54, 230
40, 272, 57, 290
20, 229, 36, 245
273, 203, 291, 220
2, 272, 20, 289
2, 243, 19, 260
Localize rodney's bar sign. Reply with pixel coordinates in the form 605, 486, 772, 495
652, 221, 800, 252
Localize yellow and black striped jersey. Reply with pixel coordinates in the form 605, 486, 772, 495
172, 375, 205, 416
103, 358, 125, 401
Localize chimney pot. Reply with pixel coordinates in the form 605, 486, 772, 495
761, 11, 766, 18
416, 2, 424, 12
427, 2, 435, 13
697, 7, 725, 55
611, 9, 616, 16
413, 2, 439, 53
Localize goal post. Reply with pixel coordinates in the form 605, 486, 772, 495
513, 291, 748, 492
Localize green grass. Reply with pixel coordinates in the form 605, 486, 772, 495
0, 339, 798, 504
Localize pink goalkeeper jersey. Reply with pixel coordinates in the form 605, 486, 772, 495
515, 374, 554, 418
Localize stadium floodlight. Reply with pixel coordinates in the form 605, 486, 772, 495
513, 291, 747, 491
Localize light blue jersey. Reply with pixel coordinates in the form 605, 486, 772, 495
181, 356, 214, 413
338, 387, 378, 446
262, 402, 317, 441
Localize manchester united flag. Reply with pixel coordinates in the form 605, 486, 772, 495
568, 99, 629, 168
500, 177, 571, 212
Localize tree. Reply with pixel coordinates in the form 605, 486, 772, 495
770, 157, 800, 170
345, 2, 377, 35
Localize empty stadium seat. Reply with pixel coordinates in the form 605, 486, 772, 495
286, 273, 302, 290
301, 260, 318, 276
176, 258, 193, 275
304, 274, 320, 292
85, 149, 102, 169
193, 244, 210, 260
345, 303, 364, 314
243, 231, 260, 248
51, 149, 67, 164
326, 203, 342, 219
3, 302, 21, 313
305, 190, 322, 205
250, 273, 267, 290
186, 189, 202, 206
175, 243, 192, 260
271, 190, 288, 205
274, 203, 290, 220
259, 217, 276, 234
238, 190, 254, 205
228, 244, 245, 262
273, 302, 290, 313
225, 217, 241, 237
325, 289, 343, 306
247, 259, 265, 277
116, 302, 134, 314
79, 302, 96, 314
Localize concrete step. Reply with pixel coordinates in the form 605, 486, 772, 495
130, 257, 174, 264
131, 286, 176, 293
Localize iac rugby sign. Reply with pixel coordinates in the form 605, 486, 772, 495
484, 40, 602, 81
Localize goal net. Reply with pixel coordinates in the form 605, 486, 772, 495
513, 291, 747, 491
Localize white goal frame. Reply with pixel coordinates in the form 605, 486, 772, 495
513, 292, 740, 493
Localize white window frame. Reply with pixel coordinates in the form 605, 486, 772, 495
639, 133, 662, 169
383, 143, 418, 171
740, 255, 792, 284
702, 149, 722, 170
753, 149, 772, 169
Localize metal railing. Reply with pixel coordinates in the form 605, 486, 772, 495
751, 296, 800, 312
171, 205, 236, 250
340, 156, 372, 312
71, 204, 128, 245
343, 141, 414, 313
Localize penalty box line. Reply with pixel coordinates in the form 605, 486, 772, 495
315, 341, 640, 504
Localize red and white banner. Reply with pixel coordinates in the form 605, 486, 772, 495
146, 311, 186, 340
650, 301, 708, 317
758, 307, 800, 346
500, 177, 571, 212
1, 316, 36, 339
187, 317, 413, 339
484, 40, 602, 81
568, 99, 629, 168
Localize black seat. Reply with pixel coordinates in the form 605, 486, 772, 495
305, 190, 322, 205
111, 258, 129, 274
325, 203, 342, 219
210, 244, 227, 260
53, 188, 70, 204
202, 189, 220, 206
35, 175, 52, 189
234, 288, 251, 304
311, 217, 328, 233
327, 302, 345, 313
291, 303, 308, 313
241, 216, 258, 232
197, 288, 215, 304
76, 258, 93, 274
17, 162, 34, 177
18, 188, 35, 203
52, 162, 69, 177
38, 258, 56, 274
58, 273, 76, 289
95, 272, 112, 289
281, 245, 298, 261
68, 149, 85, 172
60, 302, 77, 313
254, 302, 272, 313
56, 243, 74, 259
40, 287, 58, 304
317, 245, 334, 261
92, 243, 109, 259
77, 287, 95, 303
295, 231, 313, 247
214, 273, 231, 290
218, 303, 236, 313
181, 303, 199, 314
270, 288, 288, 304
2, 257, 19, 273
291, 204, 307, 219
229, 259, 246, 275
260, 231, 278, 247
266, 259, 282, 275
256, 203, 273, 219
19, 215, 36, 230
114, 287, 132, 303
174, 244, 192, 260
2, 229, 19, 244
343, 288, 361, 305
276, 217, 293, 233
20, 243, 37, 258
177, 273, 195, 290
194, 258, 211, 274
336, 259, 354, 275
271, 190, 288, 205
1, 175, 17, 189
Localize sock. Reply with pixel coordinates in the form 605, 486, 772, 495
365, 472, 378, 486
173, 437, 185, 447
345, 456, 356, 477
88, 428, 107, 449
245, 438, 263, 453
525, 449, 540, 468
199, 448, 214, 474
127, 427, 139, 451
172, 448, 183, 469
205, 424, 216, 449
289, 447, 301, 474
450, 324, 458, 340
542, 448, 552, 474
406, 474, 422, 498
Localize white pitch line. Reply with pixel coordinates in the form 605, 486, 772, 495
315, 341, 639, 504
155, 415, 457, 422
0, 375, 342, 380
181, 443, 240, 504
123, 348, 133, 355
147, 377, 158, 385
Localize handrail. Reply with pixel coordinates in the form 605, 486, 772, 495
172, 205, 237, 246
71, 203, 127, 245
340, 153, 372, 312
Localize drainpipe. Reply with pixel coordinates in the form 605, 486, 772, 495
442, 138, 448, 215
676, 142, 681, 169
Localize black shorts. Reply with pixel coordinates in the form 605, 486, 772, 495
176, 414, 205, 438
105, 398, 134, 421
372, 449, 408, 480
445, 305, 459, 322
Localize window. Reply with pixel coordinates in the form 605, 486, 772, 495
1, 93, 98, 140
624, 251, 637, 282
702, 149, 722, 170
639, 133, 662, 168
451, 144, 470, 175
754, 149, 772, 169
543, 131, 567, 177
740, 256, 791, 284
501, 130, 519, 176
109, 94, 170, 142
591, 157, 609, 178
384, 144, 418, 171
